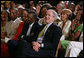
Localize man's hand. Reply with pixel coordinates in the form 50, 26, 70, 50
33, 45, 40, 52
32, 41, 41, 47
32, 41, 41, 52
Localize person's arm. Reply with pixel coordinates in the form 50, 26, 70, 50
72, 24, 83, 41
71, 31, 80, 41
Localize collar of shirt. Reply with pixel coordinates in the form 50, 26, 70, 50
46, 23, 53, 28
44, 23, 53, 34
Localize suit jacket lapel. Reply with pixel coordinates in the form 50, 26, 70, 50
30, 22, 39, 37
21, 23, 30, 36
30, 22, 36, 37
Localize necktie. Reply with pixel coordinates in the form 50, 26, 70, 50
37, 25, 47, 39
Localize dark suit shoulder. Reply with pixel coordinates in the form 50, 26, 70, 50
51, 23, 61, 30
34, 21, 41, 25
51, 23, 62, 35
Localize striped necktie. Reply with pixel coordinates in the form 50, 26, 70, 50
37, 25, 47, 38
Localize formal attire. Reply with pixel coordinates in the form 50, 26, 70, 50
7, 21, 41, 56
18, 21, 41, 42
17, 23, 62, 57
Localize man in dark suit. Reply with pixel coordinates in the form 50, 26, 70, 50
16, 9, 62, 57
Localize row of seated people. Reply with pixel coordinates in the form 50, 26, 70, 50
1, 8, 83, 57
38, 8, 83, 57
1, 1, 83, 57
57, 9, 83, 57
1, 9, 62, 57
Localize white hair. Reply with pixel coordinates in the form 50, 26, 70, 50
47, 9, 60, 20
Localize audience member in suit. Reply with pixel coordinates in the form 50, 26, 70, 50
16, 9, 62, 57
6, 9, 41, 56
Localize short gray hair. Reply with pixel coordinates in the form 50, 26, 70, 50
57, 3, 64, 9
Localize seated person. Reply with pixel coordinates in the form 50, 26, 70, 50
65, 31, 83, 57
58, 10, 83, 57
56, 9, 72, 57
16, 9, 62, 57
1, 10, 8, 35
60, 10, 83, 50
58, 9, 72, 41
3, 8, 22, 38
1, 8, 22, 57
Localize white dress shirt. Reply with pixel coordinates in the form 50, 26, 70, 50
26, 22, 34, 36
